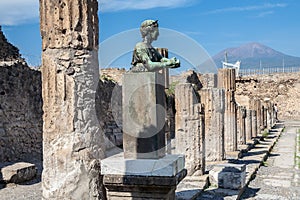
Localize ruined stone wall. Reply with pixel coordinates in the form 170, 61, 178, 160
236, 72, 300, 120
0, 26, 21, 62
96, 78, 122, 151
0, 63, 42, 162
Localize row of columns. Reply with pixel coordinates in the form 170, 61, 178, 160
174, 68, 278, 176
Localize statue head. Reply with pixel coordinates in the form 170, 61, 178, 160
140, 20, 159, 41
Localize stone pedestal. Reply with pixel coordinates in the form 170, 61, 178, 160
102, 71, 186, 199
123, 72, 166, 159
101, 154, 186, 200
209, 163, 246, 190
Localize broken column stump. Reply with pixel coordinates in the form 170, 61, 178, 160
209, 163, 246, 190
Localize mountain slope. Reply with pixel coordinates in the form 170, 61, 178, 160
213, 42, 300, 69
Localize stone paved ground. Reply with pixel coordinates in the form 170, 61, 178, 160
241, 121, 300, 200
196, 121, 300, 200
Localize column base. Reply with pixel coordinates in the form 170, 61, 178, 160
101, 154, 186, 199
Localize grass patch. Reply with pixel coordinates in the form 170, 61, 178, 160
166, 81, 179, 96
262, 161, 268, 167
262, 129, 269, 138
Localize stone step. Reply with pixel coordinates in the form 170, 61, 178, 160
176, 174, 209, 200
0, 162, 37, 184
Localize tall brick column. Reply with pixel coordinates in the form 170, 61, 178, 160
40, 1, 105, 199
218, 68, 238, 152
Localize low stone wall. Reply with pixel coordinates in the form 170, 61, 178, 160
0, 63, 42, 162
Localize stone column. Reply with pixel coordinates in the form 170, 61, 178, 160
250, 99, 262, 134
245, 110, 252, 142
251, 110, 258, 138
175, 83, 205, 175
200, 88, 225, 162
237, 106, 246, 145
263, 107, 268, 129
40, 1, 105, 199
218, 68, 238, 152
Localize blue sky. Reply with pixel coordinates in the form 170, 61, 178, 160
0, 0, 299, 69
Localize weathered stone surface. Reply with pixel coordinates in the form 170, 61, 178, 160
245, 109, 253, 141
96, 78, 123, 150
40, 0, 105, 199
218, 68, 238, 152
0, 64, 42, 163
236, 73, 300, 120
103, 169, 187, 200
200, 73, 218, 88
249, 98, 263, 133
237, 106, 246, 145
1, 162, 37, 183
122, 72, 166, 159
200, 88, 225, 161
101, 154, 185, 177
209, 163, 246, 190
218, 68, 236, 92
0, 27, 42, 163
40, 0, 98, 50
251, 110, 258, 138
0, 26, 22, 62
175, 83, 205, 175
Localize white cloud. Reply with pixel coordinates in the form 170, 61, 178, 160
0, 0, 39, 25
205, 3, 287, 15
254, 11, 274, 18
99, 0, 197, 12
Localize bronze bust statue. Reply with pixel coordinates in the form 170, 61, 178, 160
130, 20, 180, 72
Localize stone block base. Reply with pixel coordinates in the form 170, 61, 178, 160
209, 163, 246, 190
101, 154, 185, 176
103, 169, 186, 200
101, 154, 186, 199
1, 162, 37, 183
